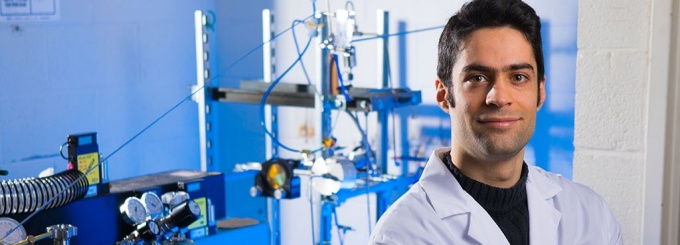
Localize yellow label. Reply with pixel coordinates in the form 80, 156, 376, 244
77, 153, 100, 185
188, 197, 207, 230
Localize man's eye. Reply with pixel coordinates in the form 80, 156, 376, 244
512, 74, 528, 82
469, 75, 486, 83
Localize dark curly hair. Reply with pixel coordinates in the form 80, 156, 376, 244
437, 0, 544, 106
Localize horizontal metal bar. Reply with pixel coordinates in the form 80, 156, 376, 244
211, 88, 316, 108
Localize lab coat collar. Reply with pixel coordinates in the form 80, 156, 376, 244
419, 147, 471, 219
419, 147, 564, 244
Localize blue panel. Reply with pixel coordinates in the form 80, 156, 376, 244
196, 223, 270, 245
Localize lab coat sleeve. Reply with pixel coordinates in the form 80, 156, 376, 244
600, 194, 623, 245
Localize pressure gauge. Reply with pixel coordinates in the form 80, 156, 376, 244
161, 191, 190, 210
137, 220, 160, 241
120, 197, 148, 225
188, 200, 201, 216
141, 192, 163, 218
0, 217, 26, 244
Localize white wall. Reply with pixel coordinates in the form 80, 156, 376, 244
0, 1, 219, 180
574, 0, 673, 244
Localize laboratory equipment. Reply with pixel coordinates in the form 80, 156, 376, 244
63, 132, 109, 197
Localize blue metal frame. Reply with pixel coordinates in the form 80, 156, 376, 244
315, 10, 422, 245
262, 9, 282, 245
375, 10, 391, 221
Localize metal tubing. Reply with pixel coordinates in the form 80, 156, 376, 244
319, 202, 334, 244
317, 13, 333, 159
194, 10, 213, 171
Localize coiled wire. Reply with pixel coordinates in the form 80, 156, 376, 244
0, 169, 88, 215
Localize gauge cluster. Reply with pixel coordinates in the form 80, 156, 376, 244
118, 191, 202, 245
0, 170, 224, 244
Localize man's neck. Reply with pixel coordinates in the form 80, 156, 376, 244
449, 148, 525, 188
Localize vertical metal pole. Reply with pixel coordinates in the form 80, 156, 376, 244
263, 9, 281, 245
263, 9, 279, 160
317, 12, 334, 245
271, 198, 281, 245
320, 202, 334, 244
317, 13, 333, 159
194, 10, 214, 171
375, 9, 390, 219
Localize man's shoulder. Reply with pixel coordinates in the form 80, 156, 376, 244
376, 182, 436, 221
370, 182, 445, 244
528, 165, 604, 202
528, 166, 623, 244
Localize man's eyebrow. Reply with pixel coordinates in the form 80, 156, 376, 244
506, 63, 535, 72
462, 64, 494, 73
461, 63, 535, 73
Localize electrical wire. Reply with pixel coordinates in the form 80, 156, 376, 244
332, 205, 345, 245
259, 19, 326, 154
351, 25, 444, 43
291, 19, 323, 99
384, 48, 402, 168
345, 1, 355, 12
332, 54, 352, 102
343, 110, 374, 237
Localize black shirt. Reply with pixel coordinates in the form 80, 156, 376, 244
442, 152, 530, 245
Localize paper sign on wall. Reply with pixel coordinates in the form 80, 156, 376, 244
0, 0, 59, 22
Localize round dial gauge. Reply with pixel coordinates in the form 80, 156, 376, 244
147, 220, 160, 235
161, 191, 190, 210
120, 197, 148, 225
188, 200, 201, 216
0, 217, 27, 244
141, 192, 163, 218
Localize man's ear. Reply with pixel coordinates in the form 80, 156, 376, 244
537, 76, 546, 110
435, 78, 451, 112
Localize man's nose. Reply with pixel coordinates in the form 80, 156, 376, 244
486, 80, 512, 107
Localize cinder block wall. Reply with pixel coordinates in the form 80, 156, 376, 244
575, 0, 671, 244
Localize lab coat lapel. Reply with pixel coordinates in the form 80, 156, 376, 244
526, 168, 562, 245
466, 205, 509, 245
420, 148, 508, 245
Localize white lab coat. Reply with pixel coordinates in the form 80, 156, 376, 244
370, 148, 623, 245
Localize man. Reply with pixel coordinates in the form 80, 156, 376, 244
369, 0, 622, 244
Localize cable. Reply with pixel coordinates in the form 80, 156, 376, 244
343, 110, 374, 237
332, 205, 345, 245
332, 54, 352, 102
351, 25, 444, 43
259, 19, 326, 154
345, 1, 355, 12
291, 19, 317, 93
344, 111, 374, 173
385, 48, 401, 168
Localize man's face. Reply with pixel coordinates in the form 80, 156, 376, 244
436, 27, 546, 161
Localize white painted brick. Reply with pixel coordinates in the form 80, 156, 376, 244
573, 151, 644, 245
578, 0, 651, 50
574, 50, 647, 151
